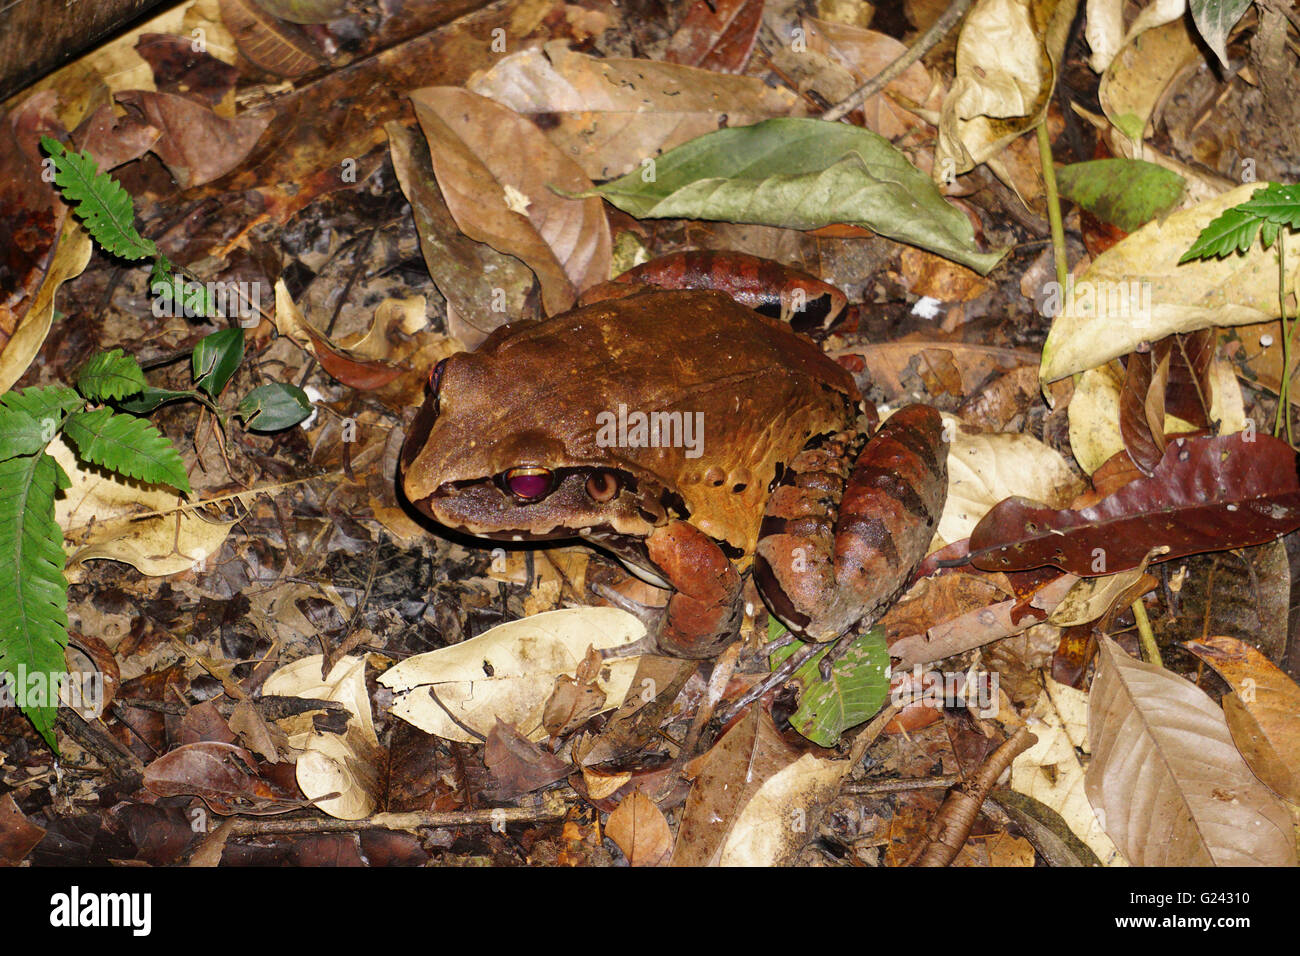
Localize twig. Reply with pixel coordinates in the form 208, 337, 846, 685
821, 0, 975, 122
844, 773, 962, 794
224, 793, 572, 836
911, 726, 1037, 866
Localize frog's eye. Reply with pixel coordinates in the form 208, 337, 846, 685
585, 470, 619, 502
503, 466, 554, 502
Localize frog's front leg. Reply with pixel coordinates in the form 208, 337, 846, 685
646, 520, 744, 659
754, 404, 948, 641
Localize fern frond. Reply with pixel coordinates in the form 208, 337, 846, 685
40, 136, 158, 261
0, 385, 83, 423
77, 349, 147, 401
0, 452, 70, 750
0, 408, 46, 461
62, 409, 191, 495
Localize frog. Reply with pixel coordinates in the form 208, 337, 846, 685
400, 288, 948, 659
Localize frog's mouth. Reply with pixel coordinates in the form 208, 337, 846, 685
409, 466, 666, 543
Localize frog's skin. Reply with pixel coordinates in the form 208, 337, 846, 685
400, 288, 948, 658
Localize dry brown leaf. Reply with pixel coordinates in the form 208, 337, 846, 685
386, 119, 537, 350
114, 90, 269, 188
1041, 182, 1300, 382
467, 43, 802, 180
409, 86, 611, 317
50, 436, 236, 578
1185, 636, 1300, 805
218, 0, 326, 77
0, 218, 91, 393
936, 0, 1076, 175
606, 791, 673, 866
801, 16, 941, 138
378, 608, 643, 743
262, 655, 382, 820
671, 705, 846, 866
1085, 637, 1295, 865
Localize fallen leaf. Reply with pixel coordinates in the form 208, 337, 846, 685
1085, 637, 1295, 865
606, 791, 673, 866
379, 607, 644, 743
1185, 635, 1300, 804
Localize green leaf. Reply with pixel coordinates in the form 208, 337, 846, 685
1189, 0, 1253, 67
116, 386, 201, 414
0, 385, 83, 452
769, 626, 891, 747
76, 348, 147, 401
192, 328, 244, 397
149, 256, 175, 293
1, 384, 84, 424
1055, 159, 1185, 233
236, 383, 312, 431
1180, 201, 1265, 262
587, 118, 1007, 275
1234, 181, 1300, 228
0, 408, 47, 461
39, 136, 158, 261
0, 452, 71, 750
1178, 182, 1300, 263
63, 409, 191, 495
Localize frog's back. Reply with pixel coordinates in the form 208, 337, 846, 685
480, 289, 861, 552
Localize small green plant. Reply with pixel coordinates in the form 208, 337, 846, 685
0, 357, 190, 749
2, 141, 315, 749
1180, 181, 1300, 442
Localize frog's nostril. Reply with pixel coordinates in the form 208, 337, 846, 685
503, 466, 554, 502
585, 470, 619, 502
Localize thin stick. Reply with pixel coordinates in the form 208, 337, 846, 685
1131, 598, 1162, 668
844, 773, 962, 794
225, 794, 571, 836
911, 726, 1037, 866
1037, 121, 1068, 289
821, 0, 975, 122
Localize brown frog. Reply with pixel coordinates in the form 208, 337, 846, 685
400, 289, 948, 658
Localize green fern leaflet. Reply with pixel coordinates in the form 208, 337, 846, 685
1181, 182, 1300, 262
62, 408, 191, 495
0, 453, 71, 750
40, 135, 158, 261
77, 349, 147, 401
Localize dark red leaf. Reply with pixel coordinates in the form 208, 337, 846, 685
969, 432, 1300, 575
664, 0, 764, 73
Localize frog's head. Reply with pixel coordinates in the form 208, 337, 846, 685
399, 342, 672, 557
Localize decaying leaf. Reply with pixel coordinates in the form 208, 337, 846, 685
1185, 635, 1300, 805
262, 655, 382, 820
379, 607, 644, 743
1085, 638, 1295, 865
606, 791, 673, 866
970, 432, 1300, 576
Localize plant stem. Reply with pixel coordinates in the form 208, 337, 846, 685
1131, 598, 1161, 668
1037, 121, 1068, 289
1276, 230, 1294, 444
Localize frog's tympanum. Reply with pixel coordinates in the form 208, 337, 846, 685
401, 289, 948, 658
